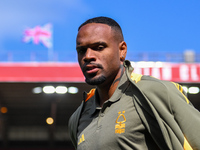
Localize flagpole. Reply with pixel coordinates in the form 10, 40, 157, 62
48, 24, 53, 62
48, 47, 54, 62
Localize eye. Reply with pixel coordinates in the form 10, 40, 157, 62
97, 45, 105, 50
77, 47, 87, 54
92, 45, 105, 51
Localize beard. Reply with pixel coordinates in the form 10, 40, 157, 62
85, 75, 106, 85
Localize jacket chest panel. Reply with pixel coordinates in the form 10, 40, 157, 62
77, 95, 146, 150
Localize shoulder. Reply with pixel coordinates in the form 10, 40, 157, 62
68, 102, 84, 148
131, 73, 189, 105
68, 88, 96, 130
131, 73, 173, 91
68, 105, 82, 133
132, 73, 182, 94
69, 104, 82, 118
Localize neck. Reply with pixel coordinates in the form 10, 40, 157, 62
97, 65, 124, 107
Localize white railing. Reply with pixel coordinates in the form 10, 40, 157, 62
0, 51, 199, 63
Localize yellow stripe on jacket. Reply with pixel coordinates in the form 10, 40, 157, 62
184, 137, 193, 150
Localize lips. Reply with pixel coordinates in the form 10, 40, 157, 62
82, 63, 103, 75
86, 67, 99, 74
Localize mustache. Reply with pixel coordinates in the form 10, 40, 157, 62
82, 63, 103, 72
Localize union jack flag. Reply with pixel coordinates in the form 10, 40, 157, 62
23, 23, 52, 48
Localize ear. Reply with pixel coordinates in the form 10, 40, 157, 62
119, 41, 127, 62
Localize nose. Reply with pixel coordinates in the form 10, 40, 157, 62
83, 48, 96, 62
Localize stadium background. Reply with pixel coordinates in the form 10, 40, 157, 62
0, 0, 200, 149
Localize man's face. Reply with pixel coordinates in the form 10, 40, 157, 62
76, 23, 123, 86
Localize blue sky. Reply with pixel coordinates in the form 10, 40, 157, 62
0, 0, 200, 62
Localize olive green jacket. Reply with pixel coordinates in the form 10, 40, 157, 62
68, 60, 200, 150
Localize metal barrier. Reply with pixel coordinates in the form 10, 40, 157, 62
0, 51, 199, 63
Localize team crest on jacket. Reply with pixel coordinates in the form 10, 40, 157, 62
115, 111, 126, 134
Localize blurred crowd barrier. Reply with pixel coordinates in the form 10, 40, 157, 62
0, 51, 199, 63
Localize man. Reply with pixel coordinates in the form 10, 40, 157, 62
68, 16, 200, 150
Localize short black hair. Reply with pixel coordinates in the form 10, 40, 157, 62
78, 16, 124, 41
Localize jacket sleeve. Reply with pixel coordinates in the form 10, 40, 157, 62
166, 82, 200, 150
68, 102, 84, 149
135, 76, 200, 150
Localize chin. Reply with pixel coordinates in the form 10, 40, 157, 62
85, 75, 106, 85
